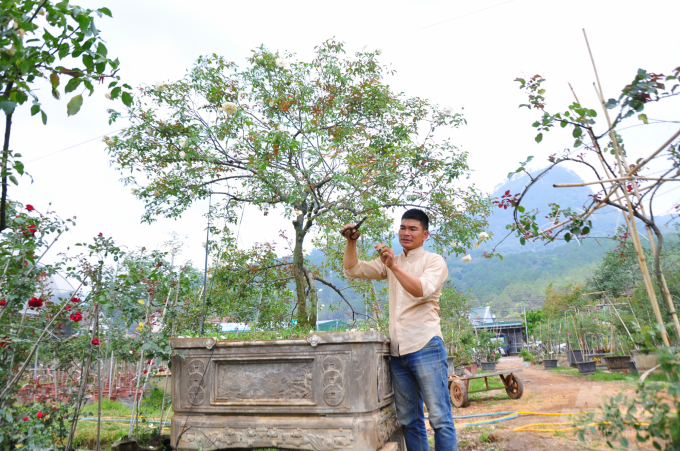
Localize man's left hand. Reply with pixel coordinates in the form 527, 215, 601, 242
374, 244, 395, 268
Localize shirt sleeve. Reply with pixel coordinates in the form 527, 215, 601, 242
416, 254, 448, 301
344, 258, 388, 281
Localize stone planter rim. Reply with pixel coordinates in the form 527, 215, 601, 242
170, 331, 388, 349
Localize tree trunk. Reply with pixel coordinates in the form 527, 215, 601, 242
1, 107, 14, 232
292, 218, 311, 328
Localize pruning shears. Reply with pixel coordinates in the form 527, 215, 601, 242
341, 217, 367, 241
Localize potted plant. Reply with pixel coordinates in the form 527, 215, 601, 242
541, 319, 559, 369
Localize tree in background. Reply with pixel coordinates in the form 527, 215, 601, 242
106, 40, 492, 328
0, 1, 130, 232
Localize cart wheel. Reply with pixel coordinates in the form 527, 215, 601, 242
449, 379, 469, 408
505, 374, 524, 399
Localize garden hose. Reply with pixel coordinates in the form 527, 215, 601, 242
424, 411, 581, 429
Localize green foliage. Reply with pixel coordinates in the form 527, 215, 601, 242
0, 1, 125, 120
106, 40, 492, 328
519, 348, 535, 363
576, 346, 680, 450
439, 285, 476, 366
543, 283, 586, 319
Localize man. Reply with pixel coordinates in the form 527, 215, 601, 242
341, 209, 457, 451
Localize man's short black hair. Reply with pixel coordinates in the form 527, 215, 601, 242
401, 209, 429, 231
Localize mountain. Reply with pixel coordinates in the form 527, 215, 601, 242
310, 167, 675, 321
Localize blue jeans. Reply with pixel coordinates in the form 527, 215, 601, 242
391, 336, 457, 451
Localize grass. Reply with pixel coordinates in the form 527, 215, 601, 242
547, 367, 670, 385
72, 389, 173, 451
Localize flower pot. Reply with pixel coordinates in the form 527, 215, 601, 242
632, 351, 660, 374
603, 355, 631, 372
590, 353, 607, 369
523, 361, 531, 368
480, 361, 497, 372
169, 332, 404, 451
467, 363, 478, 375
543, 359, 558, 369
576, 360, 597, 376
567, 349, 584, 366
446, 356, 455, 374
627, 361, 637, 373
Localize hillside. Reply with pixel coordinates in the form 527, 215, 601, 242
312, 167, 675, 321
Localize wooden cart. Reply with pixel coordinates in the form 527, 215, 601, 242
448, 368, 524, 408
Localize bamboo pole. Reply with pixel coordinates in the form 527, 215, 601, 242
554, 176, 678, 187
583, 28, 670, 346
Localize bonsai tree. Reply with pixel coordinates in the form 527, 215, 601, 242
105, 40, 492, 328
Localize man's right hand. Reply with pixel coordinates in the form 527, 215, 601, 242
340, 224, 361, 241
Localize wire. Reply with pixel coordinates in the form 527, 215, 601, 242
417, 0, 516, 31
26, 129, 123, 163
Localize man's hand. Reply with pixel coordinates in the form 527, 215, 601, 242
340, 223, 361, 241
374, 244, 394, 268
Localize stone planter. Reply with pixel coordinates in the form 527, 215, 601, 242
170, 332, 404, 451
576, 360, 596, 376
627, 361, 637, 373
543, 359, 558, 369
522, 361, 531, 368
603, 355, 631, 372
632, 351, 660, 374
480, 361, 497, 372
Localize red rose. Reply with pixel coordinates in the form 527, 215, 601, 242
0, 300, 5, 306
143, 370, 147, 374
58, 323, 62, 327
36, 412, 43, 419
28, 297, 43, 309
159, 368, 165, 372
147, 359, 152, 364
64, 305, 72, 310
23, 416, 28, 421
91, 338, 100, 346
69, 311, 83, 322
98, 232, 103, 237
22, 224, 37, 237
70, 297, 80, 303
26, 205, 35, 211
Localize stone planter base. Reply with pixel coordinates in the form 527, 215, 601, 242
543, 359, 558, 369
170, 332, 404, 451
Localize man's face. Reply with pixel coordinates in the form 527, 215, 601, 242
399, 219, 429, 250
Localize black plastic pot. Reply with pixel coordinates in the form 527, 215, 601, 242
543, 359, 558, 369
480, 361, 497, 372
576, 360, 597, 376
567, 349, 584, 366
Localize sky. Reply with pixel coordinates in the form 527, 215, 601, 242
12, 0, 680, 268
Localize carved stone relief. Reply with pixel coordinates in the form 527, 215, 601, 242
377, 354, 393, 402
322, 356, 345, 406
186, 359, 206, 406
178, 426, 355, 451
215, 360, 313, 402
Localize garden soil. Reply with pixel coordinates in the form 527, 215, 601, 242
433, 356, 649, 451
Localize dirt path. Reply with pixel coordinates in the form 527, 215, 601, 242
437, 357, 641, 451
